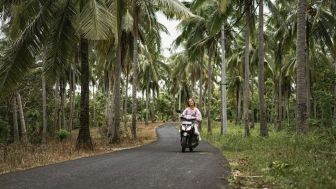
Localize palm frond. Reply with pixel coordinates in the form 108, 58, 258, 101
155, 0, 195, 19
80, 0, 117, 40
0, 0, 54, 98
44, 0, 77, 80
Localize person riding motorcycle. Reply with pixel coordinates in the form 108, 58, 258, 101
182, 98, 202, 141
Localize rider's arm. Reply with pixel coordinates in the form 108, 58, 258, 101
182, 108, 188, 116
195, 108, 202, 122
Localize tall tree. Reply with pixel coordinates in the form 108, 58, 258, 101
110, 0, 124, 143
76, 36, 93, 149
132, 0, 139, 140
243, 0, 250, 137
54, 77, 61, 132
12, 96, 19, 143
16, 92, 28, 143
76, 0, 116, 148
42, 74, 48, 143
207, 46, 213, 134
60, 78, 66, 129
68, 67, 76, 132
296, 0, 308, 134
258, 0, 268, 136
220, 24, 227, 135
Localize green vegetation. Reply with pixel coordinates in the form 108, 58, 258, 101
0, 0, 335, 187
56, 129, 70, 141
203, 122, 336, 188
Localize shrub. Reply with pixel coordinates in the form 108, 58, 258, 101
56, 129, 70, 141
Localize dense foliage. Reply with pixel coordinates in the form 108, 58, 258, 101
0, 0, 335, 151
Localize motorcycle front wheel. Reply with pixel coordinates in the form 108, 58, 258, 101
181, 136, 187, 152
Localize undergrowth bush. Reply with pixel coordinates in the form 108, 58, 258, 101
56, 129, 70, 141
203, 121, 336, 189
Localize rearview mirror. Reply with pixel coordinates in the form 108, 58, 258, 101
176, 109, 182, 113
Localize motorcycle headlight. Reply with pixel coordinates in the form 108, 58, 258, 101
186, 126, 192, 131
181, 125, 186, 131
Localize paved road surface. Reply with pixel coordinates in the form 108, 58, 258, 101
0, 124, 230, 189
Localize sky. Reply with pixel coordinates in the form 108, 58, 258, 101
156, 2, 270, 58
156, 12, 181, 57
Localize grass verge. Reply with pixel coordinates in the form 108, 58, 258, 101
0, 122, 162, 174
202, 121, 336, 189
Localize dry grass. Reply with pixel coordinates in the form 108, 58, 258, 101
0, 122, 163, 175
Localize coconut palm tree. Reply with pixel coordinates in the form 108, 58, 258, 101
129, 0, 194, 138
242, 0, 251, 136
0, 0, 117, 149
132, 0, 139, 139
258, 0, 268, 136
296, 0, 308, 133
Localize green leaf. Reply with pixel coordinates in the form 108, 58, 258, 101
0, 0, 54, 98
155, 0, 195, 19
79, 0, 117, 40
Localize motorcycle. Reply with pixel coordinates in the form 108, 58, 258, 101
178, 114, 199, 152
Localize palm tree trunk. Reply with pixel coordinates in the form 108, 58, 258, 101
198, 67, 203, 131
220, 25, 227, 135
16, 92, 28, 143
284, 87, 290, 126
278, 70, 283, 131
105, 72, 109, 127
12, 96, 19, 143
60, 78, 66, 130
306, 18, 311, 119
198, 62, 203, 112
207, 47, 213, 134
296, 0, 308, 134
334, 60, 336, 119
124, 68, 129, 130
258, 0, 268, 136
250, 82, 255, 129
76, 37, 93, 150
110, 0, 125, 143
272, 84, 276, 124
314, 98, 317, 119
243, 0, 251, 137
131, 0, 138, 140
54, 77, 60, 133
306, 55, 311, 120
6, 99, 12, 143
172, 95, 176, 120
141, 92, 145, 121
110, 35, 125, 143
69, 69, 75, 133
145, 82, 150, 125
178, 86, 181, 111
151, 90, 155, 123
93, 83, 96, 128
107, 71, 113, 130
235, 83, 239, 125
42, 74, 48, 143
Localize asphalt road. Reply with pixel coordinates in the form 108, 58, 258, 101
0, 124, 230, 189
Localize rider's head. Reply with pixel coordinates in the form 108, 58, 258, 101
187, 98, 195, 107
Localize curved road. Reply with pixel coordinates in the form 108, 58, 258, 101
0, 124, 230, 189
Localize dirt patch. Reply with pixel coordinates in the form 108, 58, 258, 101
228, 158, 272, 189
0, 122, 163, 174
